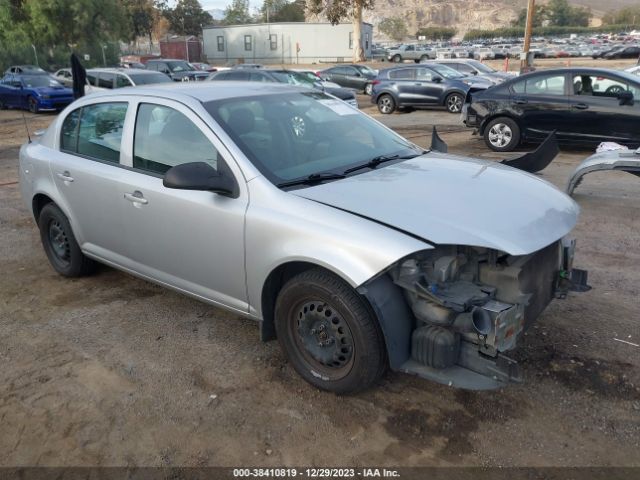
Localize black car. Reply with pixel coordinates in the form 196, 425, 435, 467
464, 67, 640, 151
145, 59, 209, 81
592, 45, 625, 59
604, 46, 640, 60
319, 65, 377, 95
208, 69, 358, 108
371, 64, 492, 114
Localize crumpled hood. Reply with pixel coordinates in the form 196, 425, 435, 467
292, 153, 579, 256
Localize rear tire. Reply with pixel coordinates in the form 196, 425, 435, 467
483, 117, 521, 152
364, 83, 373, 95
38, 203, 96, 277
377, 94, 396, 114
274, 268, 386, 394
0, 99, 6, 110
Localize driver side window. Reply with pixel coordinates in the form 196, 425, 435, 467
133, 103, 221, 175
572, 74, 629, 98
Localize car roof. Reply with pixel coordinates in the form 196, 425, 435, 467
87, 68, 154, 74
147, 58, 184, 62
82, 81, 309, 103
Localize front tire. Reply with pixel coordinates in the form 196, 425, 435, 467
445, 92, 464, 113
392, 54, 402, 63
38, 203, 96, 277
377, 94, 396, 114
27, 96, 39, 113
484, 117, 521, 152
274, 268, 386, 394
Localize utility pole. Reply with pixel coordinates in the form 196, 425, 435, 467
521, 0, 535, 71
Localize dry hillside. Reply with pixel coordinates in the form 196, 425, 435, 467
349, 0, 635, 40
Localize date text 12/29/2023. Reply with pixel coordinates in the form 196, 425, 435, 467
233, 468, 400, 478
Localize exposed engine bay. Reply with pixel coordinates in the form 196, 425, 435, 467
367, 239, 589, 389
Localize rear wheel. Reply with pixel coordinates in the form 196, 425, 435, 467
445, 92, 464, 113
38, 203, 96, 277
274, 268, 386, 394
0, 98, 6, 110
484, 117, 521, 152
419, 55, 428, 63
377, 94, 396, 114
364, 83, 373, 95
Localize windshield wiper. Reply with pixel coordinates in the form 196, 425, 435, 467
343, 153, 422, 175
277, 172, 346, 188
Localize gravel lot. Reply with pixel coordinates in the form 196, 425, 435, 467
1, 80, 639, 467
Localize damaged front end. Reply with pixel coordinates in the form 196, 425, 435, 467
361, 240, 590, 390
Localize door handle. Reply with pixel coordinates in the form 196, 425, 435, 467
572, 103, 589, 110
514, 99, 528, 105
124, 191, 148, 205
56, 171, 74, 182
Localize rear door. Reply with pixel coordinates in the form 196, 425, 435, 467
388, 68, 418, 104
51, 101, 130, 258
510, 72, 570, 141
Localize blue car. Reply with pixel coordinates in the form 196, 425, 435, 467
0, 73, 74, 113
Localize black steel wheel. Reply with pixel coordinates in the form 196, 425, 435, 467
274, 268, 386, 394
38, 203, 96, 277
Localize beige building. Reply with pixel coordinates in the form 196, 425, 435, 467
202, 22, 374, 65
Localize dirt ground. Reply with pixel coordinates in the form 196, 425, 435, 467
1, 80, 639, 467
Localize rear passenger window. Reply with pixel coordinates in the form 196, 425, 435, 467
60, 108, 80, 152
76, 103, 127, 163
524, 74, 566, 96
133, 104, 220, 175
389, 69, 415, 80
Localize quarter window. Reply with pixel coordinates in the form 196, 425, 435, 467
133, 104, 221, 175
76, 103, 128, 163
217, 35, 225, 52
244, 35, 252, 51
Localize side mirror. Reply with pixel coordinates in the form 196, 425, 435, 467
163, 162, 239, 198
354, 72, 362, 77
432, 76, 443, 83
471, 71, 478, 75
618, 91, 634, 106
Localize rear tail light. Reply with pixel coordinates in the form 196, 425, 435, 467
372, 80, 381, 85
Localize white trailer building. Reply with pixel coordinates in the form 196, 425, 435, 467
202, 22, 373, 65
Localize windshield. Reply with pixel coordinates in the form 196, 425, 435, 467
22, 75, 63, 87
270, 71, 316, 88
430, 64, 464, 79
167, 61, 194, 72
128, 73, 173, 85
205, 92, 419, 186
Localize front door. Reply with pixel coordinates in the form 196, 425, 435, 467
568, 73, 640, 145
118, 100, 248, 311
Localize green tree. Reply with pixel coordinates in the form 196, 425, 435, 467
307, 0, 374, 62
222, 0, 252, 25
602, 6, 640, 25
512, 5, 547, 28
122, 0, 157, 45
546, 0, 590, 27
415, 26, 456, 41
378, 17, 407, 42
166, 0, 213, 34
261, 0, 305, 22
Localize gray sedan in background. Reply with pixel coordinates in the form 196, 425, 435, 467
19, 82, 587, 393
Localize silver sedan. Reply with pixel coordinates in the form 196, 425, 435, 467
19, 82, 588, 393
